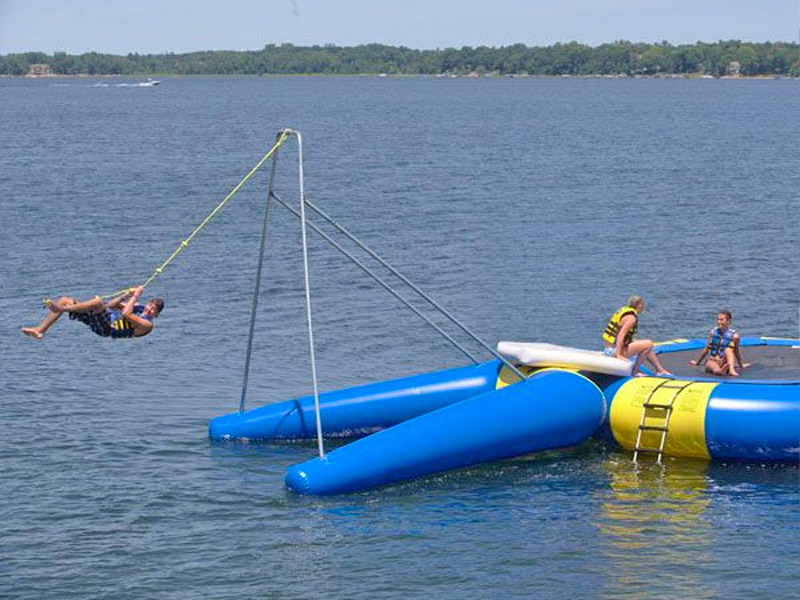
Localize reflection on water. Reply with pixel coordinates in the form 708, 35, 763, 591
595, 457, 713, 599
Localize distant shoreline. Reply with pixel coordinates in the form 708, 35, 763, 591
4, 73, 794, 81
3, 41, 798, 78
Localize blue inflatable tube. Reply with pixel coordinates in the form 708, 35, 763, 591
285, 370, 607, 495
209, 360, 501, 441
706, 382, 799, 461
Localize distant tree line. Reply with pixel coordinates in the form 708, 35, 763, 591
1, 41, 797, 77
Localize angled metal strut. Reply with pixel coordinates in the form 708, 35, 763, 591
239, 129, 528, 461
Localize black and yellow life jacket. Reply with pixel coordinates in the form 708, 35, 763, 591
108, 305, 150, 339
602, 306, 638, 345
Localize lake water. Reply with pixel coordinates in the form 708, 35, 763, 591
1, 76, 798, 599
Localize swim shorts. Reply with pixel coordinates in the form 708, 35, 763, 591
69, 309, 112, 337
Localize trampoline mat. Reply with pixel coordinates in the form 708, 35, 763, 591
656, 345, 799, 381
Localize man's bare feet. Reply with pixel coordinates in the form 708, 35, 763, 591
21, 327, 43, 339
656, 370, 672, 376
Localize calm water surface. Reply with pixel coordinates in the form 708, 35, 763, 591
1, 77, 798, 599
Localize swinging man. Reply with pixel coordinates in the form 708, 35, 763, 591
22, 286, 164, 340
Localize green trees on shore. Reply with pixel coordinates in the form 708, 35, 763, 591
1, 41, 797, 77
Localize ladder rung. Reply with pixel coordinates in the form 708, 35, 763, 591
633, 379, 687, 463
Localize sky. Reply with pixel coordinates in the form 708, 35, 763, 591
0, 0, 797, 55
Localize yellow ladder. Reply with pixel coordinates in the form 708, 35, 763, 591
633, 380, 695, 464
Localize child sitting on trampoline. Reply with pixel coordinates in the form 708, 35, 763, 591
602, 295, 671, 376
21, 286, 163, 340
690, 310, 750, 376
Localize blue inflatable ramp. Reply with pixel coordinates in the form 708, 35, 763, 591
286, 370, 607, 495
209, 361, 501, 441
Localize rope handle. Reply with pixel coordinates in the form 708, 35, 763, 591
95, 132, 291, 300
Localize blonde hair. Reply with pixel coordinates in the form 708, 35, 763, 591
627, 295, 645, 310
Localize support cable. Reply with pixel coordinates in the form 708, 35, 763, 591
285, 130, 325, 459
239, 134, 282, 414
270, 192, 481, 364
304, 198, 527, 381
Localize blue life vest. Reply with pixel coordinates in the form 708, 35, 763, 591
108, 305, 151, 339
710, 326, 736, 357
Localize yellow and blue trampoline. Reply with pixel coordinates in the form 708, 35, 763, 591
606, 337, 798, 462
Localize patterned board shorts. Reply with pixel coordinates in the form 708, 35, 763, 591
69, 310, 112, 337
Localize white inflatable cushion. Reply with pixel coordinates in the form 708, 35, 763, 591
497, 341, 633, 377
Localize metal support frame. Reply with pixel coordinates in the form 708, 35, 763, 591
239, 133, 281, 414
239, 128, 533, 462
289, 130, 326, 459
238, 129, 325, 459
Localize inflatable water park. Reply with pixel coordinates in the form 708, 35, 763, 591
207, 130, 799, 495
211, 337, 799, 495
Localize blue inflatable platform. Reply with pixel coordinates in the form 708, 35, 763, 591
285, 370, 606, 495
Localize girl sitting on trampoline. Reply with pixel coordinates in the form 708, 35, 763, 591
602, 295, 671, 376
690, 310, 750, 376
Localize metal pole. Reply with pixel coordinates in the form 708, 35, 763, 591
286, 130, 325, 459
305, 198, 528, 381
270, 192, 481, 364
239, 136, 281, 413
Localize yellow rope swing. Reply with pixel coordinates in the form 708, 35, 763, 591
50, 131, 290, 305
